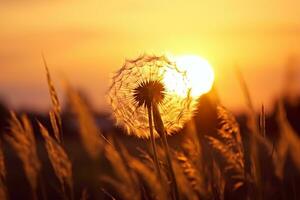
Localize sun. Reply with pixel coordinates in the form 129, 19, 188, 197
163, 55, 215, 98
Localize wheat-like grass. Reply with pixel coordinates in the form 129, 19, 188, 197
42, 54, 61, 115
5, 112, 41, 199
102, 139, 170, 200
206, 137, 244, 182
217, 106, 244, 167
42, 54, 63, 143
102, 141, 140, 200
129, 158, 168, 200
66, 85, 103, 160
38, 122, 73, 199
206, 106, 245, 191
175, 151, 205, 198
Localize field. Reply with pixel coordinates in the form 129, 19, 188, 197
0, 55, 299, 200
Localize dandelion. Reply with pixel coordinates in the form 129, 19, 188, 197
109, 54, 198, 200
108, 54, 197, 138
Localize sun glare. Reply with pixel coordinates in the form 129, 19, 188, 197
164, 55, 215, 98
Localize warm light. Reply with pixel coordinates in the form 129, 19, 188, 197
164, 55, 215, 98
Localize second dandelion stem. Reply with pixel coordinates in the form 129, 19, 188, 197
147, 104, 162, 181
152, 103, 180, 200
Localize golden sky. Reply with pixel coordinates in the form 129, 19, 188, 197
1, 0, 300, 112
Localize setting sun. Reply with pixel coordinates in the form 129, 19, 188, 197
164, 55, 215, 98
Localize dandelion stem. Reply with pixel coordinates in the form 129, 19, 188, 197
152, 103, 180, 200
147, 104, 162, 181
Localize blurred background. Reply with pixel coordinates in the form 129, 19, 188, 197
1, 0, 300, 114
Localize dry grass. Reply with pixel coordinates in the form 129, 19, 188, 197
102, 140, 140, 200
276, 101, 300, 176
0, 64, 299, 200
4, 113, 41, 199
38, 122, 73, 199
206, 106, 245, 188
42, 54, 63, 143
66, 84, 104, 160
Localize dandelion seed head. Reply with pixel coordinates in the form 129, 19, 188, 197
108, 54, 198, 138
133, 80, 165, 108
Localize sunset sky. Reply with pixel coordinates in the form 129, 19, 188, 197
1, 0, 300, 113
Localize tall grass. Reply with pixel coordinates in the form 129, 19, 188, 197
5, 113, 41, 200
0, 64, 299, 200
38, 122, 73, 199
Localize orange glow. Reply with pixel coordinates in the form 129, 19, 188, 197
0, 1, 300, 111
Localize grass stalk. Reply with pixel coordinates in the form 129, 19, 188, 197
152, 103, 180, 200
